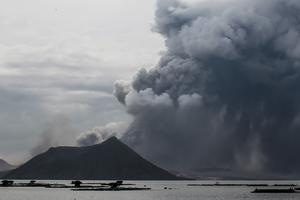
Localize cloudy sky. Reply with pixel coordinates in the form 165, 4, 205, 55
0, 0, 170, 164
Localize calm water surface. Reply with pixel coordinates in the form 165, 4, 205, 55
1, 181, 300, 200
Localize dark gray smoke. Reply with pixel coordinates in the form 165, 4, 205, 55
115, 0, 300, 176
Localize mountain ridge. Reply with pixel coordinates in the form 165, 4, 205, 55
0, 159, 15, 171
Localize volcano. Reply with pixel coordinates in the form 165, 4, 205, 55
4, 137, 180, 180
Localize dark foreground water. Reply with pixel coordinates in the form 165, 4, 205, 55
1, 180, 300, 200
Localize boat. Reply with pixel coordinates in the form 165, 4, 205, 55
252, 188, 296, 193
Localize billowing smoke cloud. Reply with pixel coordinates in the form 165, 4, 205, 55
115, 0, 300, 176
114, 80, 131, 104
76, 122, 127, 146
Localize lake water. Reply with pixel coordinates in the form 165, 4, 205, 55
1, 180, 300, 200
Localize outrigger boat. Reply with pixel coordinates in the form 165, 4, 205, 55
72, 180, 151, 191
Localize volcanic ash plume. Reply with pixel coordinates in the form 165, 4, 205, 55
114, 0, 300, 176
76, 122, 127, 146
31, 115, 76, 157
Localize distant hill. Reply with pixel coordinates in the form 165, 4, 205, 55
0, 159, 15, 171
4, 137, 180, 180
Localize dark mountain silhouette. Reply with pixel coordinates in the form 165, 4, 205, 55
4, 137, 180, 180
0, 159, 15, 171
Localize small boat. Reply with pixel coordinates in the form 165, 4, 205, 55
252, 188, 296, 193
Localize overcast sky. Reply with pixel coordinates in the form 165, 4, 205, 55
0, 0, 170, 164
